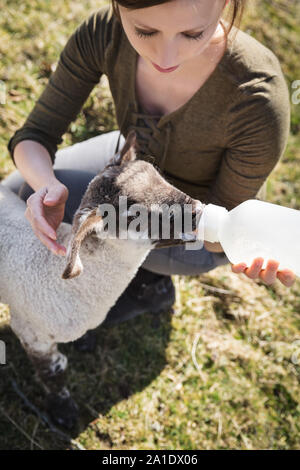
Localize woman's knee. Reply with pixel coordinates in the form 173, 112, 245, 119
53, 130, 125, 173
141, 244, 230, 276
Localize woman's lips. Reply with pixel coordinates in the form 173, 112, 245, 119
151, 62, 179, 73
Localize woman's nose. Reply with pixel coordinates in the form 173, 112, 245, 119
153, 41, 179, 69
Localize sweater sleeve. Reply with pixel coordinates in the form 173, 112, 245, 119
7, 5, 113, 166
206, 72, 291, 212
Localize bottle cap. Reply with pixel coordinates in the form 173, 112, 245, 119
200, 203, 228, 243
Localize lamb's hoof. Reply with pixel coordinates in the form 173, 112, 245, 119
45, 391, 79, 430
73, 330, 97, 353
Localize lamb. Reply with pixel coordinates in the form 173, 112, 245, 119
0, 130, 204, 429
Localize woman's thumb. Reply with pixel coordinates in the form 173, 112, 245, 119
44, 184, 68, 205
44, 189, 59, 205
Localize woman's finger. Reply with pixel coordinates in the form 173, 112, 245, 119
231, 262, 247, 273
244, 257, 264, 279
26, 204, 57, 241
25, 206, 65, 255
27, 193, 58, 238
44, 184, 69, 206
35, 214, 57, 240
33, 228, 66, 256
231, 258, 297, 288
276, 269, 296, 287
258, 259, 279, 285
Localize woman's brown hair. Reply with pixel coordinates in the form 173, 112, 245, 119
111, 0, 247, 41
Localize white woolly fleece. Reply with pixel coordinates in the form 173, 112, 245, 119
0, 184, 153, 349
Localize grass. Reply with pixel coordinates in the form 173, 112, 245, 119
0, 0, 300, 450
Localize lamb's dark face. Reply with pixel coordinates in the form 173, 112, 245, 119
112, 159, 202, 247
62, 130, 204, 279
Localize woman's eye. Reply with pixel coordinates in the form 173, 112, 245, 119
184, 31, 205, 41
135, 30, 155, 39
134, 29, 204, 41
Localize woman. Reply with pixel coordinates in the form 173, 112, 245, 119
2, 0, 295, 329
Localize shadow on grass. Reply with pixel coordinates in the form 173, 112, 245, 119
0, 307, 174, 449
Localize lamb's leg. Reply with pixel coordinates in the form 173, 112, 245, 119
21, 340, 79, 429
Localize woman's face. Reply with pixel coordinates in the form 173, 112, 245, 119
118, 0, 229, 73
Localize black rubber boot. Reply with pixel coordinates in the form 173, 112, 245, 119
72, 329, 97, 352
101, 267, 176, 327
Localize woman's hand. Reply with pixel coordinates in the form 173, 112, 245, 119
25, 181, 69, 256
231, 257, 296, 287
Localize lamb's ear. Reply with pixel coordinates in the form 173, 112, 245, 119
113, 129, 138, 165
61, 207, 103, 280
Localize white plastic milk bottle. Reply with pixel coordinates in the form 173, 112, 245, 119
198, 199, 300, 277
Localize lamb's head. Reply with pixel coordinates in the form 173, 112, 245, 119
62, 130, 204, 279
